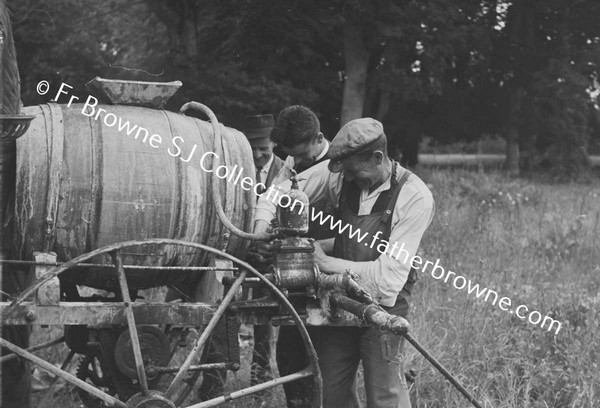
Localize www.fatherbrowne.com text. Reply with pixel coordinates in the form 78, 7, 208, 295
306, 206, 562, 335
46, 80, 561, 335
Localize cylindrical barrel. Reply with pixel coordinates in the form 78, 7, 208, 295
14, 103, 256, 290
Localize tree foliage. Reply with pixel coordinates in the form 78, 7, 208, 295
7, 0, 600, 177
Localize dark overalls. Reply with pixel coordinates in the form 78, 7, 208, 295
313, 161, 416, 408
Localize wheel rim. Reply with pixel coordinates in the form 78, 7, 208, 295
1, 238, 322, 407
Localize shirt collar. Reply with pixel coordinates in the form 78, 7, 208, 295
361, 177, 391, 200
360, 166, 394, 200
260, 153, 275, 174
316, 140, 330, 161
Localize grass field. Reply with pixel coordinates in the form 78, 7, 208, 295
27, 167, 600, 408
407, 167, 600, 408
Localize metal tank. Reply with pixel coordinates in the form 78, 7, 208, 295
13, 102, 256, 290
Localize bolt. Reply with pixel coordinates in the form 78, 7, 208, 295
328, 311, 341, 322
231, 363, 241, 371
25, 310, 36, 322
146, 366, 158, 380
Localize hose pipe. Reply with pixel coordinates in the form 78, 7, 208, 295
180, 102, 274, 242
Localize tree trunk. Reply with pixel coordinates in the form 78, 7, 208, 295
375, 88, 391, 121
182, 2, 199, 76
401, 111, 421, 168
144, 0, 200, 76
0, 1, 31, 406
504, 87, 522, 175
340, 20, 369, 126
503, 0, 528, 175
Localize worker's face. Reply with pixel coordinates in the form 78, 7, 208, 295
341, 151, 383, 190
282, 133, 323, 170
250, 139, 274, 168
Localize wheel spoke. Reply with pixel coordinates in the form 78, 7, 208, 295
183, 367, 314, 408
165, 269, 248, 399
37, 350, 76, 408
111, 250, 150, 395
186, 367, 314, 408
0, 335, 64, 363
2, 238, 322, 407
0, 337, 127, 408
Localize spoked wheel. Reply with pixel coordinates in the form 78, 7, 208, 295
0, 239, 322, 408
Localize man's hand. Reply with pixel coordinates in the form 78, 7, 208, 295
313, 242, 359, 275
389, 315, 410, 336
252, 220, 274, 255
252, 240, 274, 256
313, 241, 334, 273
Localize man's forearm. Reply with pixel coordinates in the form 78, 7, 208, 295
253, 219, 271, 234
254, 195, 278, 227
317, 255, 356, 275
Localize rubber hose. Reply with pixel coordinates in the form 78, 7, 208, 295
180, 101, 274, 241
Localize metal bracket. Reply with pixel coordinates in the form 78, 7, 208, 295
34, 251, 60, 305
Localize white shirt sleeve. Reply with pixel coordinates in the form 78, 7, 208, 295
253, 160, 435, 308
254, 159, 342, 227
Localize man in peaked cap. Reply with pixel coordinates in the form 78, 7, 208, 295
241, 114, 284, 390
254, 117, 435, 408
243, 114, 284, 194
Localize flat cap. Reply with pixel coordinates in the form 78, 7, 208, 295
243, 114, 274, 140
327, 118, 385, 172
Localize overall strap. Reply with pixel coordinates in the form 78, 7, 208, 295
335, 179, 350, 218
380, 164, 412, 226
380, 164, 418, 297
337, 160, 404, 217
369, 160, 399, 213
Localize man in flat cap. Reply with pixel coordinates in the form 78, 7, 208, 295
243, 114, 284, 194
254, 118, 434, 408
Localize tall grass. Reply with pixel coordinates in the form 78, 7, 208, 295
408, 168, 600, 408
